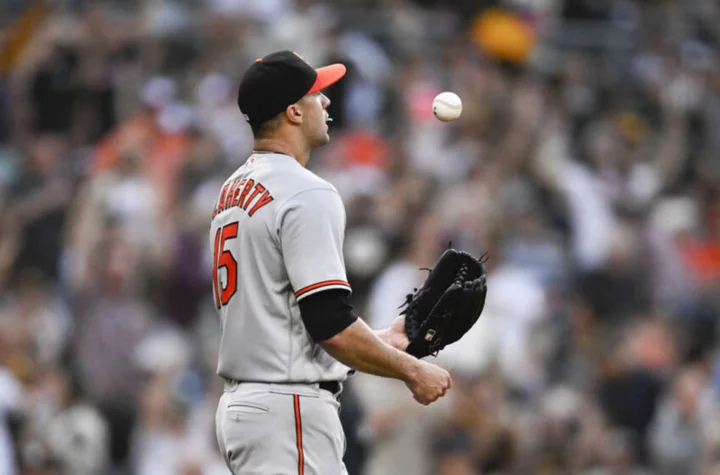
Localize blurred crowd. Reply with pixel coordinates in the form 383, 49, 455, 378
1, 0, 720, 474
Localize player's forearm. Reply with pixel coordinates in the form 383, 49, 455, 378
374, 327, 393, 346
320, 319, 418, 382
374, 327, 406, 351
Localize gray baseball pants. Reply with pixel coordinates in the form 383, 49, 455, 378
215, 380, 349, 475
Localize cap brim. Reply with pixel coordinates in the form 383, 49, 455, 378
307, 64, 346, 94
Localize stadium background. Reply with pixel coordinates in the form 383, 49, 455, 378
1, 0, 720, 474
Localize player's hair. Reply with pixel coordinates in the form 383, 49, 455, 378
251, 113, 283, 138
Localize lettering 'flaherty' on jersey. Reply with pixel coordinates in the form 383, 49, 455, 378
276, 188, 352, 300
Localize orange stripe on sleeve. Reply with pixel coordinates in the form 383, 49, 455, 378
294, 395, 304, 475
294, 280, 351, 298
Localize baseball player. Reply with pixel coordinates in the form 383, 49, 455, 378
210, 50, 452, 474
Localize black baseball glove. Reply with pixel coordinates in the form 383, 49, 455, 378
400, 249, 488, 359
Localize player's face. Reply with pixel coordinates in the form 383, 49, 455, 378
299, 92, 331, 147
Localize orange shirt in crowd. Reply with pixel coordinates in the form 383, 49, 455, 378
91, 113, 192, 213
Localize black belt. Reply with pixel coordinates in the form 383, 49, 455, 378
224, 378, 341, 396
319, 381, 341, 395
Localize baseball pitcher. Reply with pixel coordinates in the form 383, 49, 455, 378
211, 51, 487, 475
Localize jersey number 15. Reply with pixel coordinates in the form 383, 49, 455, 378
212, 222, 238, 309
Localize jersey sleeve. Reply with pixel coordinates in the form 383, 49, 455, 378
277, 188, 352, 301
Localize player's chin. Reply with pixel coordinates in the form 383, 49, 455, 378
313, 130, 331, 147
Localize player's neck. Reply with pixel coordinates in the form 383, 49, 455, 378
253, 137, 310, 167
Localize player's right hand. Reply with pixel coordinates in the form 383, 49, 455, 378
405, 360, 452, 405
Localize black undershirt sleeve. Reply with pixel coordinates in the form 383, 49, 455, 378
298, 288, 358, 342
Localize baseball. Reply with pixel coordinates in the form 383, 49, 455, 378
432, 92, 462, 121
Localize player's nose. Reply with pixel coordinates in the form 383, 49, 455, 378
320, 93, 330, 108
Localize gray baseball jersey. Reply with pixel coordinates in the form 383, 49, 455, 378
209, 151, 353, 384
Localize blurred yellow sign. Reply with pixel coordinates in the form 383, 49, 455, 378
470, 8, 536, 64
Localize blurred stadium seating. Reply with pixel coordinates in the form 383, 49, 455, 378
1, 1, 720, 474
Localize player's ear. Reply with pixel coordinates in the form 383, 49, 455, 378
286, 103, 303, 125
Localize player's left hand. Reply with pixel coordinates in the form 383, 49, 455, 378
385, 315, 410, 351
401, 249, 487, 359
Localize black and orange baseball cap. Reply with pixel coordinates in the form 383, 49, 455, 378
237, 50, 346, 130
